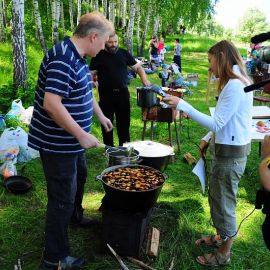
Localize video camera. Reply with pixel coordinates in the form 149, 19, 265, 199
251, 32, 270, 64
244, 31, 270, 93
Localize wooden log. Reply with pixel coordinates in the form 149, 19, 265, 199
146, 227, 160, 257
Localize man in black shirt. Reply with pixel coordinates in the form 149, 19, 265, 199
90, 32, 150, 146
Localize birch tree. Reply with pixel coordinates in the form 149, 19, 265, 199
102, 0, 107, 18
121, 0, 127, 45
140, 6, 150, 56
108, 0, 114, 26
77, 0, 81, 25
33, 0, 47, 53
69, 0, 74, 32
60, 1, 66, 34
52, 0, 61, 44
127, 0, 136, 54
11, 0, 27, 89
0, 0, 6, 42
153, 15, 159, 37
136, 4, 140, 56
93, 0, 98, 11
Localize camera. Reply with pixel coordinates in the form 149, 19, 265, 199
251, 32, 270, 64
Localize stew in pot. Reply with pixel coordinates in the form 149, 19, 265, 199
103, 166, 164, 191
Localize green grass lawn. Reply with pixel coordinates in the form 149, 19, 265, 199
0, 34, 269, 269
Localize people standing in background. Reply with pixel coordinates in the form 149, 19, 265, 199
90, 32, 150, 147
158, 37, 166, 63
164, 40, 252, 267
148, 35, 159, 65
173, 38, 182, 72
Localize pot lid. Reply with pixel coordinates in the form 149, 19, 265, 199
123, 140, 174, 157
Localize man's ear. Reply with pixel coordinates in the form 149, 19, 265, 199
88, 32, 98, 43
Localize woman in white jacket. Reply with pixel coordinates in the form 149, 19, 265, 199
164, 40, 253, 267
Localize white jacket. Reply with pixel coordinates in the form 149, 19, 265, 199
176, 65, 253, 146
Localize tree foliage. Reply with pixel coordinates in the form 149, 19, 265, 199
237, 8, 269, 43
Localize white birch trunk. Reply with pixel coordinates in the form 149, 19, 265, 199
93, 0, 98, 11
52, 0, 60, 44
102, 0, 107, 18
108, 0, 114, 25
33, 0, 47, 53
11, 0, 27, 89
136, 4, 140, 56
121, 0, 127, 45
77, 0, 81, 26
69, 0, 74, 32
153, 15, 159, 37
140, 6, 150, 56
0, 0, 6, 42
61, 1, 65, 34
127, 0, 136, 54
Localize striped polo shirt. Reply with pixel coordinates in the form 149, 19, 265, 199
28, 36, 93, 154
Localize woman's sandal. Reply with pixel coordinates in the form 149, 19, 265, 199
196, 251, 231, 267
195, 235, 223, 248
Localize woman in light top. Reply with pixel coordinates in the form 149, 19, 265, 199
164, 40, 253, 267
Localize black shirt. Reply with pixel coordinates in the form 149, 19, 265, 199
90, 48, 137, 90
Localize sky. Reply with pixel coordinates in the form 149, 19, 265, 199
214, 0, 270, 29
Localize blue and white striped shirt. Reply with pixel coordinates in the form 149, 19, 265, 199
28, 37, 93, 153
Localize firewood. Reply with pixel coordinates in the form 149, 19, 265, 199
127, 257, 157, 270
146, 227, 160, 257
183, 152, 197, 165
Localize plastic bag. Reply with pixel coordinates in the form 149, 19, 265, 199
20, 106, 34, 125
0, 160, 17, 179
6, 99, 25, 119
17, 146, 39, 163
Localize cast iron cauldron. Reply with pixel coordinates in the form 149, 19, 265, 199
96, 164, 167, 211
106, 146, 140, 167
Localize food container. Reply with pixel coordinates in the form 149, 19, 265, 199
106, 146, 140, 167
124, 141, 174, 172
137, 87, 159, 108
96, 164, 167, 211
4, 175, 32, 194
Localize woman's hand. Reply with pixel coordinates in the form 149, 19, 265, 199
262, 135, 270, 159
199, 140, 209, 159
162, 95, 181, 109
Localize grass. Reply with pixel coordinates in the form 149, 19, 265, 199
0, 34, 269, 269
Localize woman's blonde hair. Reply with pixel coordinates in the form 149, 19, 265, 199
208, 40, 251, 93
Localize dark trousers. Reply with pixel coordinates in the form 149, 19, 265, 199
173, 55, 181, 72
99, 90, 130, 146
40, 151, 87, 262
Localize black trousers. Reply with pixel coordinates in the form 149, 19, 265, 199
173, 55, 182, 72
40, 151, 87, 262
99, 89, 130, 146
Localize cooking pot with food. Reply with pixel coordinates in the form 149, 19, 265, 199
97, 164, 167, 211
106, 146, 140, 167
124, 141, 174, 172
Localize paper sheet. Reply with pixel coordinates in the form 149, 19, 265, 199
192, 158, 206, 193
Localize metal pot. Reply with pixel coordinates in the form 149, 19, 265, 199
137, 87, 159, 108
106, 146, 140, 167
97, 164, 167, 211
124, 141, 174, 172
